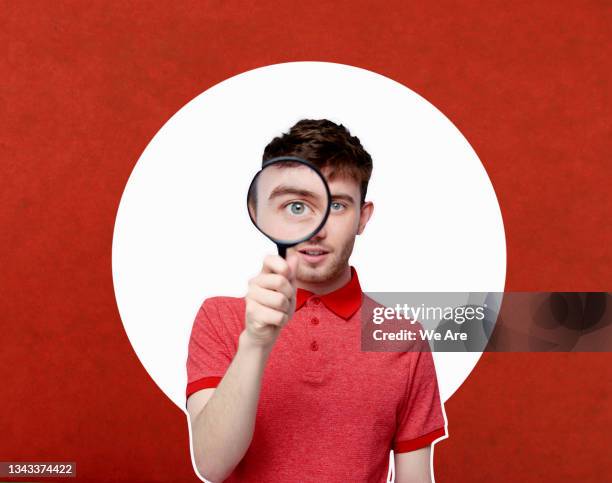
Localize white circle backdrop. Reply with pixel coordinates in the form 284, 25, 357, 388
112, 61, 506, 412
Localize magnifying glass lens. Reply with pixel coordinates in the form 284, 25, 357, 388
248, 160, 329, 245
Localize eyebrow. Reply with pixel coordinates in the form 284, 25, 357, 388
331, 193, 356, 205
268, 185, 357, 205
268, 185, 320, 201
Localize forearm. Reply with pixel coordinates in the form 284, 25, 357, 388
192, 331, 271, 481
394, 446, 433, 483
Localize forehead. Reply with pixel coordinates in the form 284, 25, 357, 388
321, 167, 361, 198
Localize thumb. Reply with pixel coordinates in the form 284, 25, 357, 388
286, 252, 299, 284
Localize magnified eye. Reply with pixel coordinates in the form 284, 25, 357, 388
285, 201, 309, 216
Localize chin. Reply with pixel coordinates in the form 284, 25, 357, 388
297, 263, 340, 284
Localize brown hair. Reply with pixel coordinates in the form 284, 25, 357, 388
262, 119, 373, 204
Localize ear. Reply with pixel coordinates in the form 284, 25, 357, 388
357, 201, 374, 235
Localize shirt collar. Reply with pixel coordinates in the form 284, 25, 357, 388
295, 266, 362, 320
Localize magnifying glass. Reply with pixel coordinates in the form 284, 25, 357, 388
247, 156, 331, 258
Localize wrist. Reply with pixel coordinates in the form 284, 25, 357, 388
238, 330, 274, 359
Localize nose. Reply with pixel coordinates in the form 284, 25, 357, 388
310, 221, 328, 241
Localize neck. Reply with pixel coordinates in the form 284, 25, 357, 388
297, 265, 352, 295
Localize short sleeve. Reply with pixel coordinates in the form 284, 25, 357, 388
393, 340, 447, 453
186, 298, 235, 400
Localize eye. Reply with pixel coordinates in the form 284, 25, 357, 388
285, 201, 309, 216
331, 201, 346, 212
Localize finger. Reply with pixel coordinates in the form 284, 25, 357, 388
250, 284, 291, 313
261, 254, 291, 278
249, 302, 289, 328
252, 273, 294, 300
285, 251, 299, 283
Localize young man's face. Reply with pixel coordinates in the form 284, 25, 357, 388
289, 171, 374, 284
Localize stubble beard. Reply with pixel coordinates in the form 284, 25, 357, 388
296, 237, 356, 284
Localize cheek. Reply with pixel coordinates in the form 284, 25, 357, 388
329, 213, 359, 243
347, 210, 361, 231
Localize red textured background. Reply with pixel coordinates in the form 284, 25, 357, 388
2, 1, 610, 482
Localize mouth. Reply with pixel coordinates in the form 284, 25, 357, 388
297, 246, 330, 264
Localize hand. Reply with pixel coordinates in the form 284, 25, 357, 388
243, 253, 299, 350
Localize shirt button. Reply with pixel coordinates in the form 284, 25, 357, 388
310, 340, 319, 351
311, 297, 321, 305
310, 317, 319, 326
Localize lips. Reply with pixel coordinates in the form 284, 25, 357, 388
297, 246, 330, 264
301, 249, 327, 255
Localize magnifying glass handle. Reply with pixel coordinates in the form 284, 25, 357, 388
277, 245, 287, 259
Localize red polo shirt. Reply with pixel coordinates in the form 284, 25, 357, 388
186, 267, 447, 482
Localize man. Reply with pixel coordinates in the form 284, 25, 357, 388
186, 119, 447, 482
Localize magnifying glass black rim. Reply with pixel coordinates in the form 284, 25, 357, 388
247, 155, 332, 249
